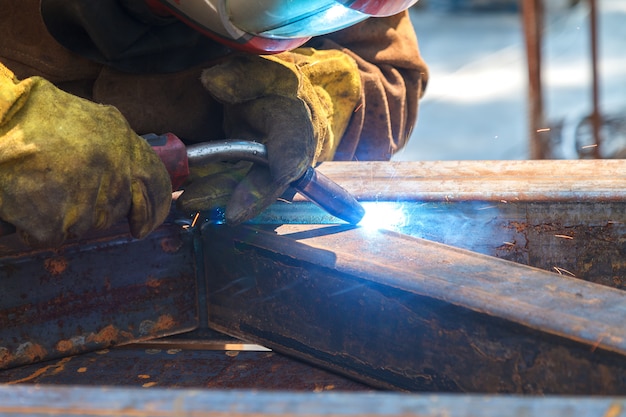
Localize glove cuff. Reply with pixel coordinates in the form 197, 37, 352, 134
274, 48, 362, 161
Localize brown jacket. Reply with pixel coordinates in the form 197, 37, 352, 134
0, 0, 428, 161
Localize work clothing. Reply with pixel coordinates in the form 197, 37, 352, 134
0, 0, 428, 161
0, 0, 428, 245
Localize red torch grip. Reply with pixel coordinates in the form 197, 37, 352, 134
144, 133, 190, 191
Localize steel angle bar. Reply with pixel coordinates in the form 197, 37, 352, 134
250, 198, 626, 289
0, 224, 199, 370
279, 160, 626, 289
313, 160, 626, 202
203, 223, 626, 394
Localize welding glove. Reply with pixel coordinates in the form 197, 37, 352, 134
0, 62, 172, 248
176, 48, 361, 224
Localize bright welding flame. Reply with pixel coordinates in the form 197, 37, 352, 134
358, 202, 407, 231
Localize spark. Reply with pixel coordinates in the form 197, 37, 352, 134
590, 333, 606, 353
581, 144, 598, 149
536, 128, 551, 133
554, 234, 574, 240
553, 266, 576, 277
191, 212, 200, 228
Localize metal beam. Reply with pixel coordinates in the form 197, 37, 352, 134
204, 223, 626, 394
0, 224, 199, 370
0, 341, 368, 391
2, 385, 626, 417
203, 160, 626, 394
256, 160, 626, 289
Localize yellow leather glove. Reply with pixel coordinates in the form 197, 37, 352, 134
177, 48, 362, 224
0, 62, 172, 248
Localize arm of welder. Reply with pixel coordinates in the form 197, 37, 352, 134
311, 11, 429, 161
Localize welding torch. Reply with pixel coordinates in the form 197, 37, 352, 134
146, 133, 365, 225
0, 134, 365, 238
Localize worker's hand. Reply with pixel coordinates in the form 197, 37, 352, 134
177, 49, 361, 224
0, 62, 172, 248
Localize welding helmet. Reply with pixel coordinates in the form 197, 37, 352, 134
145, 0, 419, 54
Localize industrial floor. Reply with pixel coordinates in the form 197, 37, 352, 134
395, 0, 626, 161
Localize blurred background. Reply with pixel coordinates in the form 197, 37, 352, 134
394, 0, 626, 161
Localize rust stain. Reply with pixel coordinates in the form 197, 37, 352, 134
55, 325, 134, 352
55, 339, 75, 354
0, 342, 48, 368
43, 257, 68, 276
138, 315, 177, 337
145, 277, 161, 288
160, 237, 183, 253
88, 324, 122, 345
154, 314, 176, 332
4, 357, 72, 385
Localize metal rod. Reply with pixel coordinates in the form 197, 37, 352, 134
589, 0, 602, 158
521, 0, 547, 159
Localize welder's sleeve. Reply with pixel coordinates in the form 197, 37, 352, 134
312, 10, 429, 161
176, 51, 361, 224
0, 62, 172, 248
38, 0, 229, 73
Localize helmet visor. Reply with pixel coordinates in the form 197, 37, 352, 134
226, 0, 418, 39
337, 0, 419, 16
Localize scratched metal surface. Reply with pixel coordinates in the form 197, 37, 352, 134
0, 224, 199, 370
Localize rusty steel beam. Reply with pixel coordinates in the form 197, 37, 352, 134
202, 160, 626, 394
0, 223, 199, 370
304, 160, 626, 288
2, 385, 626, 417
204, 223, 626, 394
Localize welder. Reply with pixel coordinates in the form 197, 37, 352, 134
0, 0, 429, 248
